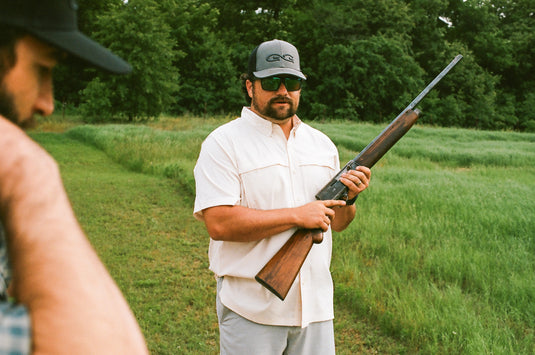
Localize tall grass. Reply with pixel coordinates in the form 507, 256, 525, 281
317, 121, 535, 353
34, 117, 534, 354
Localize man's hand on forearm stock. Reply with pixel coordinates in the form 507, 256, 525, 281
331, 166, 371, 232
339, 165, 371, 200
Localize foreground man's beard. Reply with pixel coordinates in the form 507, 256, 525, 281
0, 83, 36, 129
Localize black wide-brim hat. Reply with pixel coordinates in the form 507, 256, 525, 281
0, 0, 131, 74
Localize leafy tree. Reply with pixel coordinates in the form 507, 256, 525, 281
54, 0, 124, 109
446, 0, 515, 74
443, 0, 534, 129
288, 0, 421, 120
495, 0, 535, 92
422, 42, 500, 129
404, 0, 450, 72
518, 93, 535, 132
173, 30, 243, 116
312, 34, 424, 122
491, 0, 535, 130
205, 0, 298, 43
159, 0, 243, 115
79, 0, 179, 121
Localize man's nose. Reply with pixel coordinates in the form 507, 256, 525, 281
276, 82, 289, 95
34, 79, 55, 116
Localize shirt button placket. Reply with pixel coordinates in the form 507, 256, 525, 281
286, 137, 299, 206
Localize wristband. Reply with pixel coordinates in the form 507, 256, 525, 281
346, 195, 358, 205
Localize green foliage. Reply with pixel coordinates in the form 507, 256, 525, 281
52, 0, 535, 130
312, 35, 424, 122
443, 0, 535, 129
161, 0, 243, 115
79, 0, 179, 121
53, 0, 124, 107
519, 93, 535, 132
421, 44, 500, 129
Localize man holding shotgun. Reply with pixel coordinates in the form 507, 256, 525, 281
194, 39, 371, 354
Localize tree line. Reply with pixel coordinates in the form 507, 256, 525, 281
54, 0, 535, 131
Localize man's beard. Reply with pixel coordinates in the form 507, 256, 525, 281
252, 95, 297, 121
251, 84, 298, 121
0, 82, 35, 129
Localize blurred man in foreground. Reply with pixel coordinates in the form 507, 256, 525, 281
0, 0, 148, 353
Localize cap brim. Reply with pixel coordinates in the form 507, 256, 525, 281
31, 30, 132, 74
254, 68, 306, 80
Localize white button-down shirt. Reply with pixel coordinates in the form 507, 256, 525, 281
194, 107, 340, 327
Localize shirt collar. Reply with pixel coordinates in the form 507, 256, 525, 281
241, 107, 302, 137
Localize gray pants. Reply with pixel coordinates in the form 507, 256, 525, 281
216, 278, 335, 355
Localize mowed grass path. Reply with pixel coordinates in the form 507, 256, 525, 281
33, 133, 218, 354
33, 132, 402, 354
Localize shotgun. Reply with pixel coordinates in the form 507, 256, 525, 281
256, 55, 463, 300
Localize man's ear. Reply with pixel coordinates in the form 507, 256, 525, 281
246, 79, 254, 99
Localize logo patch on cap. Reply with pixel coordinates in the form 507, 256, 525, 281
266, 54, 295, 63
250, 39, 306, 80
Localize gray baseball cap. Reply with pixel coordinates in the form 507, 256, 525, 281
248, 39, 306, 80
0, 0, 131, 74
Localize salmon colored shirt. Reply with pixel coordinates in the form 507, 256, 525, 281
194, 107, 340, 327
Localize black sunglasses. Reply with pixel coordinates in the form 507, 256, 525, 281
260, 76, 302, 92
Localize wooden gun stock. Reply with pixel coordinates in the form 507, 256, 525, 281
255, 229, 323, 300
255, 109, 421, 301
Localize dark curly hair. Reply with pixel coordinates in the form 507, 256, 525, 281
240, 72, 255, 105
0, 25, 25, 78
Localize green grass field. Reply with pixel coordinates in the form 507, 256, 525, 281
31, 116, 535, 354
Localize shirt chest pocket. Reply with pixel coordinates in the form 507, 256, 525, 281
295, 154, 337, 195
239, 162, 292, 210
239, 154, 337, 210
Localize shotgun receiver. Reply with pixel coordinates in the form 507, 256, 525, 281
255, 55, 463, 300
